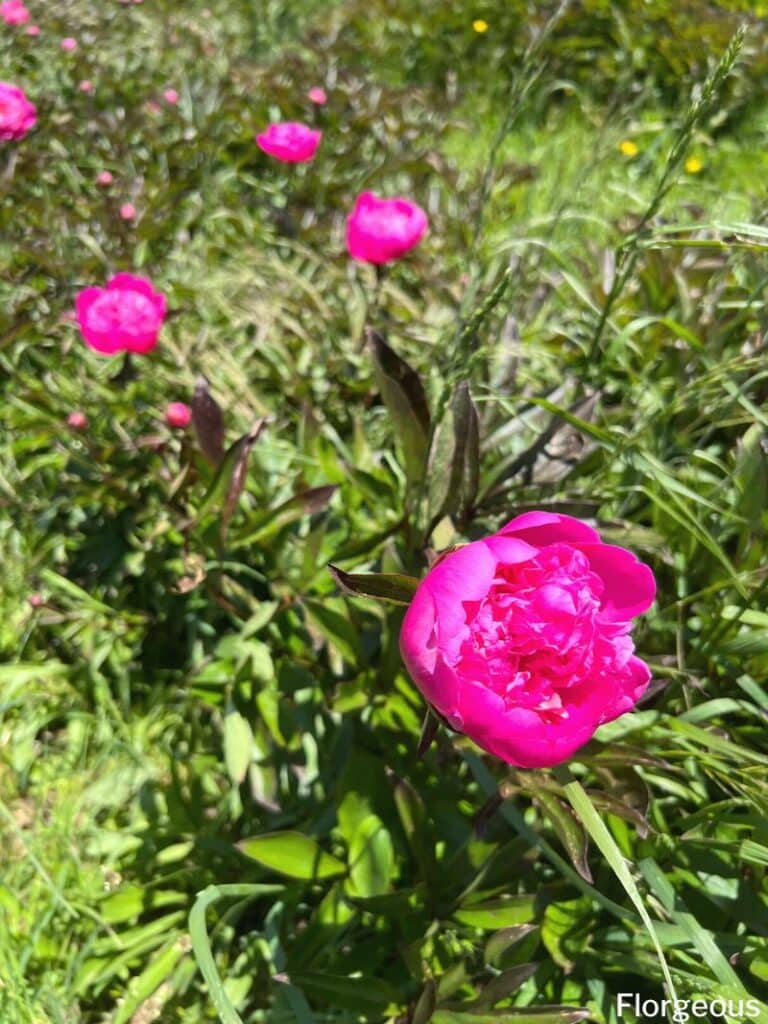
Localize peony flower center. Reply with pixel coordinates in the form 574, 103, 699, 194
359, 202, 410, 238
455, 544, 612, 722
85, 290, 158, 336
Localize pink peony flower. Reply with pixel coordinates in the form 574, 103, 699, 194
165, 401, 191, 428
96, 170, 114, 186
25, 23, 39, 34
60, 36, 77, 50
75, 273, 167, 356
0, 81, 36, 141
0, 0, 30, 25
67, 410, 88, 430
119, 202, 137, 220
163, 88, 179, 105
79, 79, 94, 93
399, 511, 656, 768
307, 86, 327, 105
255, 121, 321, 163
346, 191, 428, 264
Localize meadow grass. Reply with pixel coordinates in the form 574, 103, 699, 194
2, 1, 768, 1022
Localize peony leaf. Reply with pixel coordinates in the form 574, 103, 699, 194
534, 789, 592, 883
346, 813, 395, 898
328, 564, 418, 604
223, 702, 253, 786
221, 418, 266, 538
195, 427, 262, 523
412, 979, 437, 1024
432, 1008, 591, 1024
191, 375, 225, 466
453, 894, 536, 930
288, 972, 399, 1015
427, 380, 479, 529
237, 831, 346, 880
367, 327, 430, 484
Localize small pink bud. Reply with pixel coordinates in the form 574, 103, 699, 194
60, 36, 78, 51
163, 88, 179, 105
28, 593, 45, 608
25, 23, 40, 35
67, 410, 88, 430
119, 202, 137, 221
165, 402, 192, 429
308, 86, 327, 105
79, 79, 94, 93
96, 170, 114, 186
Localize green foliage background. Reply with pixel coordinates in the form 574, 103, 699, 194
2, 1, 768, 1022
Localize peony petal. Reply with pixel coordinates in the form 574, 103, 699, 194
600, 654, 652, 721
577, 542, 656, 621
497, 510, 602, 546
424, 540, 498, 649
400, 582, 438, 683
481, 534, 538, 565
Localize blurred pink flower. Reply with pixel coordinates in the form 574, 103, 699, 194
165, 402, 192, 428
346, 191, 428, 264
255, 121, 321, 163
79, 79, 94, 93
163, 88, 179, 105
67, 410, 88, 430
0, 0, 30, 25
25, 23, 39, 34
60, 36, 77, 51
400, 511, 656, 768
75, 273, 167, 356
307, 86, 327, 105
96, 170, 114, 186
119, 202, 137, 220
28, 592, 45, 608
0, 81, 36, 141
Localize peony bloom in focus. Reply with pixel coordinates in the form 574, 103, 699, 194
255, 121, 321, 163
0, 0, 29, 25
307, 86, 327, 105
75, 273, 167, 356
0, 81, 36, 141
165, 401, 191, 428
346, 191, 428, 264
400, 511, 656, 768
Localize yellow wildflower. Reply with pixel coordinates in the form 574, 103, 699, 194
684, 156, 703, 174
619, 140, 638, 157
472, 19, 489, 33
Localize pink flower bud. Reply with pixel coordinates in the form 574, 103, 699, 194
25, 24, 40, 36
307, 86, 327, 105
28, 592, 45, 608
96, 170, 114, 186
67, 410, 88, 430
119, 202, 137, 221
79, 79, 94, 93
165, 402, 192, 429
163, 88, 179, 105
60, 36, 78, 51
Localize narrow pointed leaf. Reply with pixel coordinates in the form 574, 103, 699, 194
237, 831, 346, 881
192, 376, 225, 466
328, 564, 418, 604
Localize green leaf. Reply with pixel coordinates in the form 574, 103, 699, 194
328, 564, 419, 604
432, 1009, 590, 1024
195, 427, 263, 523
412, 979, 437, 1024
553, 767, 680, 1004
367, 327, 430, 484
472, 963, 540, 1009
454, 895, 536, 930
289, 971, 400, 1014
347, 813, 395, 898
223, 703, 254, 785
534, 789, 592, 883
112, 936, 187, 1024
238, 831, 346, 881
221, 418, 267, 537
188, 884, 289, 1024
427, 380, 480, 526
